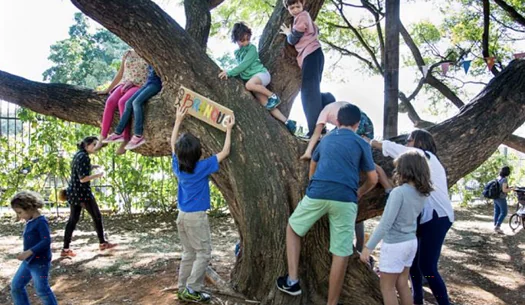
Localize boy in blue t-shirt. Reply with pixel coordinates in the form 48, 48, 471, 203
170, 106, 235, 303
276, 103, 378, 305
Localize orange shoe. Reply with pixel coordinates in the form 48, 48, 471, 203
99, 242, 117, 251
60, 249, 76, 257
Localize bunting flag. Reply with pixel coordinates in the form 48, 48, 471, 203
441, 62, 450, 76
486, 57, 495, 71
462, 60, 472, 75
421, 65, 429, 78
514, 52, 525, 59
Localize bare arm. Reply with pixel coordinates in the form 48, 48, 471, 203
216, 115, 236, 163
79, 172, 103, 183
502, 182, 513, 193
99, 52, 127, 94
357, 170, 378, 199
170, 107, 188, 154
309, 160, 318, 179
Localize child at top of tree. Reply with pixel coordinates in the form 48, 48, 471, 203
360, 151, 433, 305
10, 191, 58, 305
170, 106, 235, 303
280, 0, 324, 138
219, 22, 296, 134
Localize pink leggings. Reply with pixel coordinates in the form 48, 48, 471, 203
100, 84, 139, 139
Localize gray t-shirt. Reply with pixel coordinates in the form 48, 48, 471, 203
499, 177, 508, 199
366, 183, 427, 250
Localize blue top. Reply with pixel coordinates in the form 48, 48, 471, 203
307, 128, 376, 202
23, 215, 52, 265
172, 154, 220, 212
366, 184, 427, 250
145, 65, 162, 87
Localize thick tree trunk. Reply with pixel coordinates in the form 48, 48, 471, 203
3, 0, 525, 304
383, 0, 400, 138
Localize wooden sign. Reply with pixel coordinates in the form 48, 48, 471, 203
175, 86, 234, 132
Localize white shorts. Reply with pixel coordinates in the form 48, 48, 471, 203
379, 239, 418, 273
252, 71, 271, 86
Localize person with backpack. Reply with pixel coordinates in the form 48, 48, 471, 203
493, 166, 513, 234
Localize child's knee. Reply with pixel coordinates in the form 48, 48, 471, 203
245, 82, 253, 91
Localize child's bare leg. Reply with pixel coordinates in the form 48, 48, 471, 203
376, 164, 393, 191
380, 272, 400, 305
300, 124, 325, 160
395, 268, 412, 305
246, 76, 273, 98
254, 92, 286, 123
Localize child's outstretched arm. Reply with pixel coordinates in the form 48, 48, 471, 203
217, 115, 236, 163
220, 47, 258, 79
171, 107, 188, 154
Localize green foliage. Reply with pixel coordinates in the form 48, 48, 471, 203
451, 150, 524, 207
42, 13, 128, 88
0, 13, 228, 213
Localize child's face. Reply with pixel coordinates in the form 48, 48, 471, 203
85, 141, 98, 154
236, 35, 250, 47
13, 207, 32, 222
287, 1, 304, 17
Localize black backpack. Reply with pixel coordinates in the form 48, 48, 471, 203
483, 179, 501, 199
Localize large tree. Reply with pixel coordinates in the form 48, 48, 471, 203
2, 1, 525, 304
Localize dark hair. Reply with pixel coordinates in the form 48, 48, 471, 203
231, 22, 252, 43
394, 151, 434, 197
321, 92, 336, 107
408, 129, 437, 156
500, 166, 511, 177
11, 191, 45, 210
283, 0, 304, 8
175, 133, 202, 174
77, 136, 98, 150
337, 103, 361, 127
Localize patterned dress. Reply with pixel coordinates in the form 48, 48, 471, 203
66, 149, 94, 205
119, 50, 148, 87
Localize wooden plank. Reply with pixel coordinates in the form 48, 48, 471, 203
175, 86, 234, 132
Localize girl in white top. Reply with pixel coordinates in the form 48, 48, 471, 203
366, 129, 454, 305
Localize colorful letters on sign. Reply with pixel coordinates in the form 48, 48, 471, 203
175, 86, 234, 132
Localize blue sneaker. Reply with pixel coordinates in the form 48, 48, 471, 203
285, 120, 297, 134
265, 94, 281, 110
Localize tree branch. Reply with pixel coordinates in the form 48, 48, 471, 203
494, 0, 525, 28
331, 0, 383, 73
503, 134, 525, 153
361, 0, 385, 67
399, 22, 466, 108
322, 39, 377, 71
185, 0, 212, 50
209, 0, 225, 10
482, 0, 500, 76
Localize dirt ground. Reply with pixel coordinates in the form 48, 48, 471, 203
0, 203, 524, 305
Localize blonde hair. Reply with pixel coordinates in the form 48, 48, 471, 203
11, 191, 45, 210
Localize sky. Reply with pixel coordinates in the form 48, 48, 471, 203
0, 0, 504, 138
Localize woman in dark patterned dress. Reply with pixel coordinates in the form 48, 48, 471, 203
61, 136, 116, 257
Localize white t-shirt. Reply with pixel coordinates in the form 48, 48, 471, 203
382, 140, 455, 224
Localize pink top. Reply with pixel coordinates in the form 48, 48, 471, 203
316, 101, 349, 126
120, 50, 148, 87
293, 11, 321, 68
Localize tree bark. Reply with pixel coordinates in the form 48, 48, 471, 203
184, 0, 212, 50
383, 0, 400, 138
4, 1, 525, 304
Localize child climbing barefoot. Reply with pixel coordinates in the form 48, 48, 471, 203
219, 22, 296, 133
360, 151, 433, 305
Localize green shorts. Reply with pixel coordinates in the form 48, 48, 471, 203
289, 195, 357, 257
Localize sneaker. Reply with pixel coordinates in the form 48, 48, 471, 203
125, 135, 146, 150
494, 227, 504, 234
265, 94, 281, 110
276, 275, 302, 296
102, 133, 125, 143
285, 120, 297, 134
99, 242, 118, 251
178, 288, 211, 303
60, 249, 76, 257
